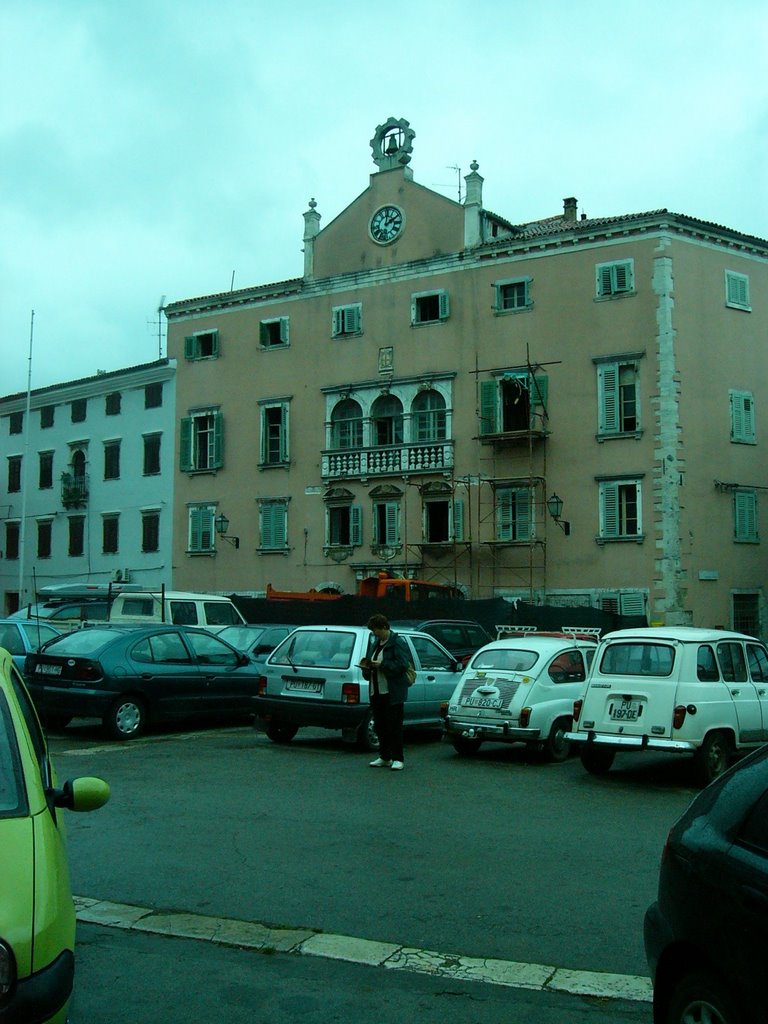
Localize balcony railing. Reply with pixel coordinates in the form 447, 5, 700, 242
61, 472, 89, 509
321, 441, 454, 480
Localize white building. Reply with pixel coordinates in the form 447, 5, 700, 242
0, 359, 176, 613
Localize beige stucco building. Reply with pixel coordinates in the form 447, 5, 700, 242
165, 117, 768, 636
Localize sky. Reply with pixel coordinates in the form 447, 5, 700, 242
2, 0, 767, 396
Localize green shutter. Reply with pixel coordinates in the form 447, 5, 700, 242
497, 488, 513, 541
530, 372, 548, 426
438, 290, 450, 319
280, 317, 289, 344
731, 391, 755, 443
179, 417, 193, 471
332, 308, 343, 336
517, 489, 531, 541
734, 492, 758, 541
385, 502, 399, 544
452, 499, 464, 542
598, 363, 619, 433
210, 330, 220, 357
479, 380, 498, 435
350, 504, 362, 546
184, 336, 197, 360
346, 305, 361, 333
600, 482, 620, 538
212, 411, 224, 469
259, 322, 268, 345
280, 404, 289, 461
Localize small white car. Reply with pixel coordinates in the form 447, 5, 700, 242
442, 634, 598, 761
565, 626, 768, 785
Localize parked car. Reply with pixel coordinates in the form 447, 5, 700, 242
254, 624, 461, 750
10, 600, 110, 631
644, 743, 768, 1024
0, 618, 61, 673
24, 624, 261, 739
218, 624, 297, 664
0, 647, 109, 1022
566, 626, 768, 785
442, 633, 598, 760
389, 619, 493, 665
106, 590, 246, 632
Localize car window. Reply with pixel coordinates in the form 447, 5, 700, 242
409, 635, 454, 670
132, 632, 192, 664
716, 642, 748, 682
273, 631, 354, 668
465, 625, 490, 646
0, 625, 22, 655
599, 642, 675, 676
0, 690, 27, 818
120, 597, 157, 617
9, 663, 51, 791
747, 644, 768, 683
41, 628, 117, 655
203, 602, 240, 626
28, 624, 60, 649
737, 789, 768, 854
430, 625, 464, 650
220, 627, 266, 649
170, 601, 199, 626
185, 632, 240, 667
548, 651, 587, 683
470, 649, 539, 672
697, 645, 720, 681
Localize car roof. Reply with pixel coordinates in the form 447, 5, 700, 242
477, 635, 597, 653
389, 618, 488, 628
600, 626, 760, 643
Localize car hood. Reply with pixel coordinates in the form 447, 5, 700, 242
0, 816, 35, 978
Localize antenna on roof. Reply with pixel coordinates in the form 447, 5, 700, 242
155, 296, 166, 359
431, 165, 462, 202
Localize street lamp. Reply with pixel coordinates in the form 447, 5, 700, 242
214, 513, 240, 549
546, 493, 571, 536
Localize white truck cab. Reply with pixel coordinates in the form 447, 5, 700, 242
107, 591, 246, 633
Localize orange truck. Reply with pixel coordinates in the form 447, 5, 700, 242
266, 574, 462, 602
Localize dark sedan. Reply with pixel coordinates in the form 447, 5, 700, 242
25, 625, 260, 740
644, 743, 768, 1024
0, 617, 61, 674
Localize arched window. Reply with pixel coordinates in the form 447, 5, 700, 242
330, 399, 363, 450
411, 389, 446, 442
71, 449, 87, 480
370, 395, 403, 446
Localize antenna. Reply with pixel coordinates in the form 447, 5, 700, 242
431, 165, 463, 202
156, 296, 166, 359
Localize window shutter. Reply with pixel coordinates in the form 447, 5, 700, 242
350, 505, 362, 546
734, 492, 757, 541
731, 391, 755, 443
452, 499, 464, 542
530, 373, 548, 426
614, 263, 629, 292
259, 322, 268, 345
438, 290, 450, 319
410, 298, 418, 325
280, 317, 289, 344
210, 330, 220, 357
619, 592, 646, 617
479, 380, 498, 435
189, 506, 203, 550
517, 489, 531, 541
727, 273, 749, 307
497, 489, 513, 541
346, 305, 361, 333
179, 417, 193, 471
279, 404, 289, 462
598, 266, 613, 296
601, 482, 620, 538
385, 502, 399, 544
332, 308, 343, 336
212, 411, 224, 468
184, 336, 197, 360
598, 363, 620, 433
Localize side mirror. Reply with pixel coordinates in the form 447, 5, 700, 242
53, 777, 110, 812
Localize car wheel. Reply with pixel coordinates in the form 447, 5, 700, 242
665, 969, 741, 1024
265, 721, 299, 744
41, 713, 72, 732
105, 696, 146, 741
542, 717, 572, 763
693, 731, 731, 787
580, 745, 615, 775
451, 734, 482, 756
356, 713, 380, 752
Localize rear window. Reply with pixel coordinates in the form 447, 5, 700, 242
599, 642, 675, 677
41, 628, 119, 656
469, 648, 540, 673
271, 630, 355, 669
118, 597, 158, 617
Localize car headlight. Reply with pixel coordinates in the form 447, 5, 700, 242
0, 938, 17, 996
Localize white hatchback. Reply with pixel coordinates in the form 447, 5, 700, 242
442, 633, 597, 761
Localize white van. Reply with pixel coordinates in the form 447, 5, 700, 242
107, 591, 246, 633
565, 626, 768, 785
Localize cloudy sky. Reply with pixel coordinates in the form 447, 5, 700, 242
2, 0, 767, 396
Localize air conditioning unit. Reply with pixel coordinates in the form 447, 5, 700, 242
113, 568, 132, 584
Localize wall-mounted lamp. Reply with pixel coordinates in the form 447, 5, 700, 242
546, 493, 571, 536
215, 513, 240, 549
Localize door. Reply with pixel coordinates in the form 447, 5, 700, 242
128, 630, 205, 718
746, 642, 768, 742
716, 641, 762, 745
405, 635, 457, 724
184, 630, 256, 715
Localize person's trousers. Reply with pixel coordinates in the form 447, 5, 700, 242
370, 693, 405, 761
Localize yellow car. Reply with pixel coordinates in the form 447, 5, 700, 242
0, 648, 109, 1023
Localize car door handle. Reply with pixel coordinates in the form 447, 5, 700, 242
758, 689, 767, 696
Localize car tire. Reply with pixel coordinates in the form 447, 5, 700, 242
356, 713, 380, 752
105, 696, 146, 741
693, 730, 731, 787
41, 713, 72, 732
451, 734, 482, 756
542, 717, 572, 763
265, 721, 299, 744
580, 745, 615, 775
665, 969, 741, 1024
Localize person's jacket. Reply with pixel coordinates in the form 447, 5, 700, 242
372, 631, 410, 705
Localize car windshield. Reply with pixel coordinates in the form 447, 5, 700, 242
0, 691, 27, 818
271, 630, 355, 669
469, 648, 540, 672
41, 628, 120, 656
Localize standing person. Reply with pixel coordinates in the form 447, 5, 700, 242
358, 613, 410, 771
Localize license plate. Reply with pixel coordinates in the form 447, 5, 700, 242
285, 680, 322, 693
462, 696, 502, 709
38, 664, 62, 676
610, 699, 640, 721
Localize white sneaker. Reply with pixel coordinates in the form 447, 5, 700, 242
390, 760, 404, 771
369, 757, 392, 767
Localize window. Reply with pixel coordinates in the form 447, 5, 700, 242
7, 456, 21, 493
411, 389, 447, 442
105, 392, 121, 415
184, 330, 219, 360
496, 487, 532, 542
188, 505, 215, 553
145, 383, 163, 409
370, 395, 403, 446
599, 478, 642, 540
71, 398, 87, 423
331, 303, 362, 337
37, 520, 52, 559
143, 434, 161, 476
597, 360, 640, 436
102, 515, 119, 554
9, 411, 23, 435
68, 516, 85, 557
747, 640, 768, 680
411, 290, 450, 325
142, 511, 160, 553
330, 399, 363, 449
479, 373, 548, 435
736, 594, 762, 637
39, 451, 53, 489
40, 405, 54, 428
734, 490, 758, 543
424, 498, 464, 543
725, 270, 750, 311
730, 390, 756, 444
259, 402, 289, 466
494, 278, 532, 312
5, 522, 19, 560
373, 501, 400, 544
104, 441, 121, 481
596, 259, 634, 298
326, 504, 362, 547
179, 410, 223, 472
259, 499, 289, 551
259, 317, 289, 348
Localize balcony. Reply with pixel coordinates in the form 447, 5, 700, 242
321, 441, 454, 480
61, 472, 89, 509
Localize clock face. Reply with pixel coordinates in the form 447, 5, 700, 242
370, 205, 404, 244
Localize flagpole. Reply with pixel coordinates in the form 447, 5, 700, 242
18, 310, 34, 607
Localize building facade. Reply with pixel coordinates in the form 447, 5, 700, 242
165, 117, 768, 636
0, 359, 176, 613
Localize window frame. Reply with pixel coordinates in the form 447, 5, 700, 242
68, 516, 85, 557
725, 270, 751, 311
143, 433, 161, 476
259, 317, 290, 348
105, 392, 122, 416
372, 500, 400, 545
598, 478, 643, 541
493, 277, 532, 313
259, 498, 289, 552
188, 504, 216, 554
184, 329, 220, 361
7, 455, 21, 493
331, 303, 362, 338
103, 440, 121, 481
141, 510, 160, 553
326, 503, 363, 548
495, 487, 532, 543
38, 450, 54, 490
259, 401, 290, 467
410, 289, 450, 326
734, 490, 759, 543
40, 405, 55, 429
730, 389, 756, 444
102, 514, 119, 555
36, 519, 52, 559
595, 259, 635, 299
597, 359, 641, 437
179, 410, 224, 472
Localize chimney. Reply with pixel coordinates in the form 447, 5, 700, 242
302, 198, 321, 279
563, 197, 578, 223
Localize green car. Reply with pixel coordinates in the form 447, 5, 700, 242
0, 647, 109, 1022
